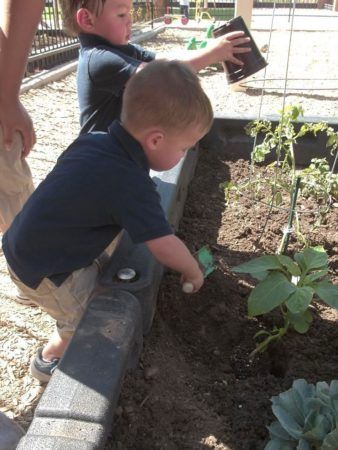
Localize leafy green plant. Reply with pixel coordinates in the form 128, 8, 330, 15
265, 378, 338, 449
232, 246, 338, 357
245, 105, 338, 201
299, 158, 338, 202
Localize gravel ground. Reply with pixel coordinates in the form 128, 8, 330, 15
146, 28, 338, 119
0, 25, 337, 432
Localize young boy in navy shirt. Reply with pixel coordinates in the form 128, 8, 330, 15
2, 60, 213, 382
59, 0, 250, 133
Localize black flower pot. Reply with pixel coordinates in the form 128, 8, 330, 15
212, 16, 268, 84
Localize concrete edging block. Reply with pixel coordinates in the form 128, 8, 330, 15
17, 418, 105, 450
18, 291, 142, 449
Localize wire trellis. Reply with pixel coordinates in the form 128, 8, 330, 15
242, 1, 338, 251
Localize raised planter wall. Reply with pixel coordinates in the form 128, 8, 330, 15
203, 114, 338, 170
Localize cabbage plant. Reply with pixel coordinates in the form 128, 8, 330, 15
266, 379, 338, 449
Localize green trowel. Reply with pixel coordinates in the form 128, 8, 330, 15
183, 246, 216, 293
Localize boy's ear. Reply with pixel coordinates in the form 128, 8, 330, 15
76, 8, 95, 32
145, 130, 165, 151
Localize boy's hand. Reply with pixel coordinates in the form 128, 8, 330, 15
210, 30, 251, 66
146, 235, 205, 294
181, 268, 204, 294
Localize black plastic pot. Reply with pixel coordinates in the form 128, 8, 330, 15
212, 16, 268, 84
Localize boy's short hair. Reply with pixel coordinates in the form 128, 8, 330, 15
58, 0, 106, 36
121, 60, 213, 134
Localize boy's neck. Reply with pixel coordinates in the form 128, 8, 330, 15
121, 121, 146, 148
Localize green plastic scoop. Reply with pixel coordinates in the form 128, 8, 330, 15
183, 246, 216, 293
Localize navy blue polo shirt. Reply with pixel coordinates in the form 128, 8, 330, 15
2, 121, 173, 289
78, 33, 155, 134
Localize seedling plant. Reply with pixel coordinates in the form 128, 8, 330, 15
233, 246, 338, 358
246, 105, 338, 202
223, 105, 338, 213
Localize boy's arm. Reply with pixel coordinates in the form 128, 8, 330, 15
156, 31, 251, 73
0, 0, 44, 155
146, 234, 204, 293
180, 31, 251, 72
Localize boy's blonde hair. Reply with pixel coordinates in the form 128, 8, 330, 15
121, 60, 213, 134
58, 0, 106, 36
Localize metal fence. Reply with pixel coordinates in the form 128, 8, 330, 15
27, 1, 78, 76
26, 1, 166, 76
253, 0, 335, 8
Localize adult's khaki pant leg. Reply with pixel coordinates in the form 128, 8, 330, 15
0, 127, 35, 232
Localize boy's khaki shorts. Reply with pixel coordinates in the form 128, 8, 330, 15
0, 127, 35, 232
8, 263, 99, 339
7, 233, 122, 339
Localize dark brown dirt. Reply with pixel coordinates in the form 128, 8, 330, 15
106, 144, 338, 450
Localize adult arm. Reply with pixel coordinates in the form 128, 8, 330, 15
0, 0, 45, 155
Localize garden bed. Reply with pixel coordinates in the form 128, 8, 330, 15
106, 29, 338, 448
107, 142, 338, 449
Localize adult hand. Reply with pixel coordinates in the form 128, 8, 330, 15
0, 97, 36, 157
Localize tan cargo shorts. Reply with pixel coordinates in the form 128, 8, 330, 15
8, 263, 99, 339
7, 233, 121, 339
0, 127, 35, 232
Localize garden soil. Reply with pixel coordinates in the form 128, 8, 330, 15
0, 26, 337, 449
106, 147, 338, 450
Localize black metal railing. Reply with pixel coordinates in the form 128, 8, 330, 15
26, 1, 165, 76
253, 0, 323, 7
26, 1, 79, 75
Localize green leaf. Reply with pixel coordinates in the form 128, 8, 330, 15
277, 255, 302, 276
328, 380, 338, 398
286, 287, 314, 314
254, 270, 269, 281
314, 282, 338, 309
296, 439, 311, 450
265, 438, 295, 450
303, 270, 328, 285
274, 191, 283, 207
267, 421, 296, 441
294, 252, 307, 272
248, 272, 296, 316
293, 380, 316, 418
233, 255, 283, 276
271, 404, 303, 439
322, 429, 338, 449
276, 388, 306, 426
302, 247, 328, 271
303, 415, 332, 440
326, 134, 337, 148
287, 310, 313, 334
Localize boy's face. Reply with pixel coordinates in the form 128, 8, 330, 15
91, 0, 133, 45
147, 125, 207, 172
